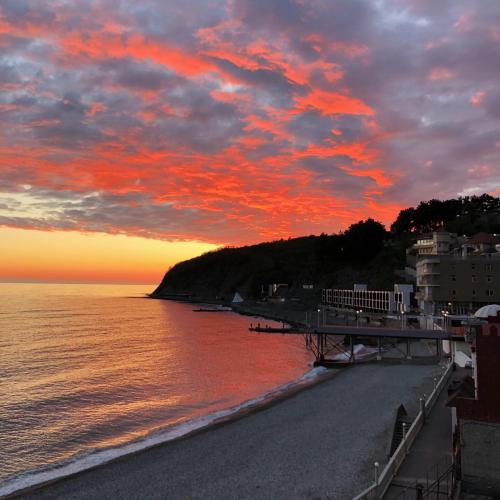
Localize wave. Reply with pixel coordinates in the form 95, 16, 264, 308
0, 366, 329, 498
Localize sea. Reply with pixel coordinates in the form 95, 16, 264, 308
0, 283, 316, 496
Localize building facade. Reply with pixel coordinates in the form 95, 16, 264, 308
417, 254, 500, 314
413, 230, 458, 256
414, 231, 500, 314
322, 283, 413, 314
448, 308, 500, 496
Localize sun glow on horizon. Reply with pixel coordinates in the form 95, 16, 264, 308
0, 227, 219, 284
1, 1, 500, 282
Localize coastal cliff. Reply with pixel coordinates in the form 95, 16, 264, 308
152, 219, 401, 302
152, 194, 500, 303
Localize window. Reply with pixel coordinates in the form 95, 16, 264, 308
486, 289, 494, 297
487, 275, 493, 283
485, 264, 493, 272
452, 289, 457, 296
451, 275, 456, 281
472, 289, 476, 296
471, 263, 475, 270
472, 275, 476, 282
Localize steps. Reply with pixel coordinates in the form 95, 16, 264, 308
389, 405, 414, 456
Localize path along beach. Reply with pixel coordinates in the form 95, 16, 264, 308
19, 362, 444, 500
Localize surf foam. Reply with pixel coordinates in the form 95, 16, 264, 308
0, 366, 328, 497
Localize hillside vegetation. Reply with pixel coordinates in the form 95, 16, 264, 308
152, 194, 500, 302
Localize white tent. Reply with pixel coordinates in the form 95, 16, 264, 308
474, 304, 500, 318
232, 292, 244, 303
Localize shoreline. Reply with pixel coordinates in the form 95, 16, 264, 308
4, 296, 444, 498
2, 366, 339, 499
16, 363, 444, 500
149, 293, 311, 327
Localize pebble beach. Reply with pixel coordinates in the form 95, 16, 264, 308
20, 362, 444, 500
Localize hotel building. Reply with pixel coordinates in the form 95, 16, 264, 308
415, 232, 500, 314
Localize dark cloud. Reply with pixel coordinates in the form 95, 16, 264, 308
1, 0, 500, 244
0, 63, 22, 84
0, 0, 56, 25
31, 93, 108, 148
99, 58, 179, 91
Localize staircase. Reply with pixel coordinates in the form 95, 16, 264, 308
389, 405, 414, 456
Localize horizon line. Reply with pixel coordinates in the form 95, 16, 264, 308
0, 279, 158, 286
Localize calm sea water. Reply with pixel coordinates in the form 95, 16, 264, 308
0, 283, 314, 494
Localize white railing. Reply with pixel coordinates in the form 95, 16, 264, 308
352, 361, 453, 500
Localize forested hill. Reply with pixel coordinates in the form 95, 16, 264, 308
152, 194, 500, 302
391, 193, 500, 235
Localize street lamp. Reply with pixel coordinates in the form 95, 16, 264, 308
356, 309, 362, 327
317, 308, 321, 327
441, 309, 449, 331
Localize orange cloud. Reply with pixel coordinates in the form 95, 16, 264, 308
295, 141, 378, 164
58, 31, 216, 77
294, 89, 374, 116
340, 166, 393, 187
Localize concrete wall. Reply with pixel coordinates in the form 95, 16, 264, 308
461, 420, 500, 494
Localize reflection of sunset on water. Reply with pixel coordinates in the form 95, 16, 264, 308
0, 283, 312, 485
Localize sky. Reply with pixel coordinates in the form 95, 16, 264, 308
1, 0, 500, 283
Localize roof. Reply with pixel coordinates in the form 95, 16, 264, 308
467, 232, 500, 245
474, 304, 500, 319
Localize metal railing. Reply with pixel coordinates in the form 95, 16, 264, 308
390, 456, 454, 499
353, 362, 454, 500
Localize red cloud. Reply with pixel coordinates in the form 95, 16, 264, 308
294, 89, 374, 117
4, 0, 494, 253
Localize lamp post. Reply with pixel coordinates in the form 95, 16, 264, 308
441, 309, 449, 332
317, 308, 321, 328
356, 309, 362, 327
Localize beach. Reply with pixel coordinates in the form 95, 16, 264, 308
19, 362, 444, 500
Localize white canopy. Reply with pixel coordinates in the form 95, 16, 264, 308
474, 304, 500, 318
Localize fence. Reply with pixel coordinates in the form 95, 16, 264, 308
353, 362, 454, 500
390, 456, 454, 499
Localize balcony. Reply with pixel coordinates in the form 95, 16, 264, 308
419, 265, 440, 275
415, 239, 433, 247
417, 279, 440, 287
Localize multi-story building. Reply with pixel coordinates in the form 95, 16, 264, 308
448, 305, 500, 495
413, 230, 458, 256
415, 232, 500, 314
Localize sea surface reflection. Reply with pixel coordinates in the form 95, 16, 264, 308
0, 283, 312, 489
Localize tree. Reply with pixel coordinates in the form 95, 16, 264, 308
342, 218, 387, 262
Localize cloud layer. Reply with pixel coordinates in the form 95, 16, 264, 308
1, 0, 499, 245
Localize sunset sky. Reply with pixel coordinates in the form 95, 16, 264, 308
1, 1, 500, 283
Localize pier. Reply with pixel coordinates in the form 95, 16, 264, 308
250, 322, 463, 367
305, 326, 461, 367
